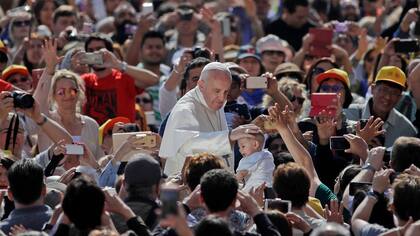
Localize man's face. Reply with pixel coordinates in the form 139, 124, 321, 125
115, 7, 136, 26
176, 14, 199, 36
342, 5, 359, 21
255, 0, 270, 19
53, 15, 77, 36
198, 70, 232, 111
285, 6, 309, 28
141, 37, 166, 65
372, 83, 402, 115
186, 66, 204, 92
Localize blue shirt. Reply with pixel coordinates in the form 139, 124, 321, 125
0, 205, 52, 234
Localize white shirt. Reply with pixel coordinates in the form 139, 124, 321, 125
237, 150, 275, 192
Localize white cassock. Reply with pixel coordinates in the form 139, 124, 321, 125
159, 87, 233, 176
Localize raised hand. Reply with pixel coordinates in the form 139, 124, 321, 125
315, 109, 337, 145
356, 116, 385, 144
230, 124, 262, 142
268, 103, 289, 131
323, 199, 344, 224
344, 134, 369, 162
42, 38, 58, 74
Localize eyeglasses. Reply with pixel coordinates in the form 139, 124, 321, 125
56, 88, 78, 97
8, 77, 29, 84
12, 20, 31, 27
263, 50, 285, 57
290, 96, 305, 104
376, 85, 402, 98
320, 84, 344, 92
136, 97, 152, 104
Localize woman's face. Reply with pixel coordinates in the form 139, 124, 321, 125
11, 15, 31, 41
310, 62, 335, 93
7, 73, 32, 92
239, 57, 261, 76
40, 0, 56, 28
27, 39, 44, 64
291, 88, 305, 115
319, 78, 346, 107
0, 165, 8, 188
53, 79, 79, 110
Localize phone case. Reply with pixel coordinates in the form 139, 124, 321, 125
246, 77, 268, 89
309, 93, 337, 117
309, 28, 333, 58
329, 136, 350, 150
80, 53, 103, 65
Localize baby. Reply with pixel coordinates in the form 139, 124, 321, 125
236, 132, 275, 192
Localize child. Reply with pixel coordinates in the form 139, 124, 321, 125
236, 132, 275, 192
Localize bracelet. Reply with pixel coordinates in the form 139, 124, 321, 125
120, 61, 128, 73
36, 114, 48, 126
362, 163, 377, 172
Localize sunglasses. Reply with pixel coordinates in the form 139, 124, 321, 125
12, 20, 31, 27
263, 50, 285, 57
136, 97, 152, 104
8, 77, 29, 84
56, 88, 78, 97
320, 84, 344, 92
290, 96, 305, 104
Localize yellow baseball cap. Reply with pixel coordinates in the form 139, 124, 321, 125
98, 116, 131, 145
315, 68, 350, 89
375, 66, 406, 89
2, 65, 29, 81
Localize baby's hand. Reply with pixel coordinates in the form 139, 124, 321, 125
236, 170, 249, 180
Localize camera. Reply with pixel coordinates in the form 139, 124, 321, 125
10, 91, 34, 109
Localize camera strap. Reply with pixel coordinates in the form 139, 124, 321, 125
4, 114, 20, 152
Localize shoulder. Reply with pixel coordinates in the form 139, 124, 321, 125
82, 115, 100, 128
392, 109, 417, 130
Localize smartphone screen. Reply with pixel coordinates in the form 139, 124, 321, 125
394, 39, 419, 53
160, 188, 179, 217
265, 199, 291, 213
330, 136, 350, 150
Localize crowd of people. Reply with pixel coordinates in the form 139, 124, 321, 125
0, 0, 419, 235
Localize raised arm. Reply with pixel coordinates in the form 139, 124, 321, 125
268, 103, 321, 196
125, 14, 155, 66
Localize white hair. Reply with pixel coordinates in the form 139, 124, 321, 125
199, 62, 232, 82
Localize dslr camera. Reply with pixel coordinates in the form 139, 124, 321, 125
10, 91, 34, 109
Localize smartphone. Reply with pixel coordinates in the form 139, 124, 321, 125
349, 182, 372, 196
309, 28, 333, 58
394, 39, 420, 53
31, 68, 44, 90
220, 18, 231, 37
160, 188, 180, 217
245, 77, 268, 89
309, 93, 337, 117
142, 2, 154, 15
79, 52, 103, 65
124, 24, 138, 35
65, 144, 84, 155
383, 149, 391, 165
335, 22, 348, 33
122, 123, 140, 132
145, 111, 157, 125
264, 199, 291, 213
330, 136, 350, 151
112, 132, 156, 151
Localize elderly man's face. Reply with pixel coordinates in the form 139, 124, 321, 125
198, 71, 232, 111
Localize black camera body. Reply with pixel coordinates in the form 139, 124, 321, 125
11, 91, 34, 109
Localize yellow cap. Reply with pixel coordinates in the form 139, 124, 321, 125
315, 68, 350, 89
375, 66, 406, 89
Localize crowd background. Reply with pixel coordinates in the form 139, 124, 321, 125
0, 0, 419, 236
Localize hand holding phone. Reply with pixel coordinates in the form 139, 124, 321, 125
160, 187, 180, 217
245, 77, 268, 89
330, 136, 350, 151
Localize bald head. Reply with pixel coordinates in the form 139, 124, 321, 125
199, 62, 232, 83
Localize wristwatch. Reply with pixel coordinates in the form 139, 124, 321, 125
362, 163, 377, 172
120, 61, 128, 73
36, 114, 48, 126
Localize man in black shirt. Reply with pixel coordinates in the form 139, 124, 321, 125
265, 0, 314, 51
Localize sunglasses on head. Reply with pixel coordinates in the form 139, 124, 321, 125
12, 20, 31, 27
289, 96, 305, 104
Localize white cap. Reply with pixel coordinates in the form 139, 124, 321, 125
256, 34, 293, 61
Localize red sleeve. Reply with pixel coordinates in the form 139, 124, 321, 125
123, 73, 143, 95
0, 80, 12, 92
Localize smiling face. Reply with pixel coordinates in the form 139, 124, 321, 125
372, 82, 402, 117
238, 137, 260, 157
141, 37, 166, 66
198, 70, 232, 111
53, 78, 79, 110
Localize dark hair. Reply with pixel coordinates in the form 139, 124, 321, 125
184, 153, 225, 191
0, 158, 15, 170
273, 163, 310, 208
195, 215, 233, 236
85, 33, 114, 53
316, 78, 353, 108
283, 0, 309, 14
336, 165, 361, 199
391, 137, 420, 172
231, 74, 241, 86
52, 5, 77, 24
265, 211, 292, 236
352, 190, 394, 228
140, 31, 165, 48
33, 0, 59, 25
393, 174, 420, 221
8, 159, 44, 205
62, 177, 105, 231
200, 169, 238, 213
304, 58, 338, 94
180, 57, 211, 95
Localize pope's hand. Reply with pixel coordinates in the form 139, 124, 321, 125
229, 124, 262, 142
